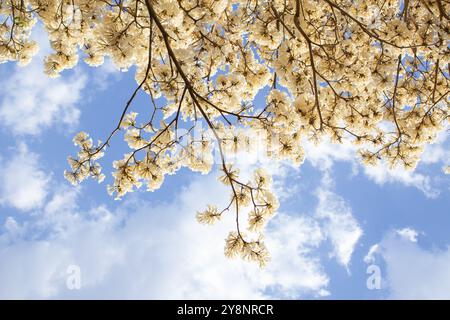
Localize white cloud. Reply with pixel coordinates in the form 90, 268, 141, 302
421, 132, 450, 177
363, 164, 439, 198
246, 144, 365, 271
303, 137, 444, 198
363, 244, 380, 264
0, 143, 50, 211
368, 231, 450, 299
303, 138, 357, 172
314, 174, 363, 268
0, 174, 336, 299
0, 27, 86, 135
395, 227, 419, 242
420, 132, 450, 166
261, 214, 330, 298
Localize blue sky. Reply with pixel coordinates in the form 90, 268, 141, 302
0, 28, 449, 299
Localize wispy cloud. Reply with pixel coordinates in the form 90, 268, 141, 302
314, 173, 363, 269
395, 227, 419, 243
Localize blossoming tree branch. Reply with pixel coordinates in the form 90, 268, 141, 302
1, 0, 448, 266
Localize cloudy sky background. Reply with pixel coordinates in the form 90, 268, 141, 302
0, 27, 449, 299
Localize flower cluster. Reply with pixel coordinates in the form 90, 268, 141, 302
64, 132, 105, 185
197, 167, 277, 267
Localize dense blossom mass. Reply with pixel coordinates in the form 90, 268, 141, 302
1, 0, 448, 266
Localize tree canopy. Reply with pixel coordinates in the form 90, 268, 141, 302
1, 0, 448, 266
